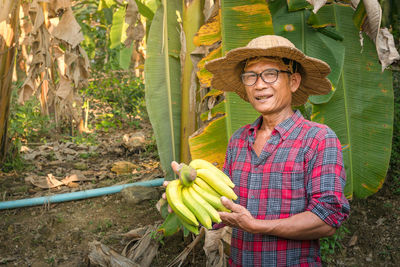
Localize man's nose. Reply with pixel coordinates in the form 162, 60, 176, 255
254, 75, 268, 88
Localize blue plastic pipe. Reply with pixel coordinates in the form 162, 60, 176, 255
0, 178, 164, 210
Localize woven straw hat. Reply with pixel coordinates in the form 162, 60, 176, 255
205, 35, 332, 106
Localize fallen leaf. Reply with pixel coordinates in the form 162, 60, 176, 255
111, 161, 138, 175
348, 234, 358, 247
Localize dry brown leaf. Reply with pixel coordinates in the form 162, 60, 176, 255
348, 234, 358, 247
167, 228, 206, 267
122, 227, 148, 239
49, 0, 70, 17
0, 0, 13, 24
30, 0, 45, 34
122, 224, 160, 267
351, 0, 399, 69
203, 227, 229, 267
376, 28, 400, 71
50, 7, 83, 48
67, 182, 79, 188
124, 0, 139, 47
88, 241, 140, 267
111, 161, 138, 175
56, 75, 72, 99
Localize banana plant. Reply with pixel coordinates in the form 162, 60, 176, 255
189, 0, 394, 198
145, 0, 182, 180
0, 0, 19, 164
180, 0, 205, 164
189, 0, 274, 169
145, 0, 395, 199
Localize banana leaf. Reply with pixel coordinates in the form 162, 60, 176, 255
313, 4, 393, 198
180, 0, 204, 164
109, 6, 128, 49
189, 115, 228, 170
188, 0, 275, 166
145, 0, 182, 180
221, 0, 275, 138
269, 0, 345, 104
271, 0, 393, 198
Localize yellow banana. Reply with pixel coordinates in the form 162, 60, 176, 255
194, 177, 221, 197
189, 159, 235, 188
188, 186, 222, 223
181, 187, 213, 229
192, 183, 230, 212
196, 168, 238, 200
166, 179, 199, 226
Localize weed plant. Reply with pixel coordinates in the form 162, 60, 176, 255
2, 87, 54, 172
320, 226, 350, 264
80, 70, 146, 132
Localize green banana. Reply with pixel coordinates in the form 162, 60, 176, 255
190, 159, 235, 188
194, 177, 221, 197
179, 163, 197, 187
166, 179, 199, 226
188, 186, 222, 223
179, 216, 200, 235
196, 168, 238, 200
181, 187, 213, 229
192, 183, 230, 212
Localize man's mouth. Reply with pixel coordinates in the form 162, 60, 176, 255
255, 95, 272, 101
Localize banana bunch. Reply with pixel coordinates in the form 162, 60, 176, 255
165, 159, 237, 234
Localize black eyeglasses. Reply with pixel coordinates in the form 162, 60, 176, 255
240, 68, 292, 86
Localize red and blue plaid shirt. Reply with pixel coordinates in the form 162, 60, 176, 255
223, 110, 350, 267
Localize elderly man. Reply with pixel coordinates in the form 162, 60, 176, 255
171, 35, 350, 266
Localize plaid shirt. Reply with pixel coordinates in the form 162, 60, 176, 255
223, 110, 350, 267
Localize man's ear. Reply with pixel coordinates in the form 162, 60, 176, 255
290, 73, 301, 93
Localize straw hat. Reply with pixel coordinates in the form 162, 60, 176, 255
205, 35, 332, 106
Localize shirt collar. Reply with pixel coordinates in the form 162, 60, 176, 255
248, 110, 304, 140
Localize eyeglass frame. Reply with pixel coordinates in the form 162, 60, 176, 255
240, 68, 292, 86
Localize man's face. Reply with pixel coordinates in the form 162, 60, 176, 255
243, 58, 301, 116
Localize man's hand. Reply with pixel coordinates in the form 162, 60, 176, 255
162, 161, 182, 213
219, 196, 257, 233
219, 196, 336, 239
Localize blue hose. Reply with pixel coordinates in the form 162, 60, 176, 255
0, 178, 164, 210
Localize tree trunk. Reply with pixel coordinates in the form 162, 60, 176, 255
0, 0, 19, 164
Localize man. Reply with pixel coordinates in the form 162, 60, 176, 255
171, 35, 350, 266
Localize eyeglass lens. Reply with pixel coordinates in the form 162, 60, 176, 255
241, 69, 280, 86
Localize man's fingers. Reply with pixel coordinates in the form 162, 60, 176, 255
171, 161, 181, 175
221, 196, 240, 212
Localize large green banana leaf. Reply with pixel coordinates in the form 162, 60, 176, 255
271, 0, 393, 198
189, 0, 274, 167
269, 1, 345, 104
221, 0, 274, 137
314, 5, 393, 198
145, 0, 182, 180
110, 6, 128, 49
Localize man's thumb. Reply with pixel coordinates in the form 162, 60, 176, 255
221, 196, 236, 210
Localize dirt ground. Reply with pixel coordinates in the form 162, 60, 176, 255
0, 122, 399, 266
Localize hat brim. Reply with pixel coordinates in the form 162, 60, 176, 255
205, 46, 332, 106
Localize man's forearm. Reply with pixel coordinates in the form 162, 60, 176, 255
249, 211, 336, 240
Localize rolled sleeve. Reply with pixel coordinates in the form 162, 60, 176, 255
305, 129, 350, 228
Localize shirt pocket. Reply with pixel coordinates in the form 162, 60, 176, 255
280, 171, 307, 216
266, 171, 306, 217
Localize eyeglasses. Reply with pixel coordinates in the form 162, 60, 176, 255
240, 68, 292, 86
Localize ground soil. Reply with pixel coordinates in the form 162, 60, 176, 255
0, 122, 399, 266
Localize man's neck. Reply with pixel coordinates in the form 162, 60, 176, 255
260, 108, 294, 132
